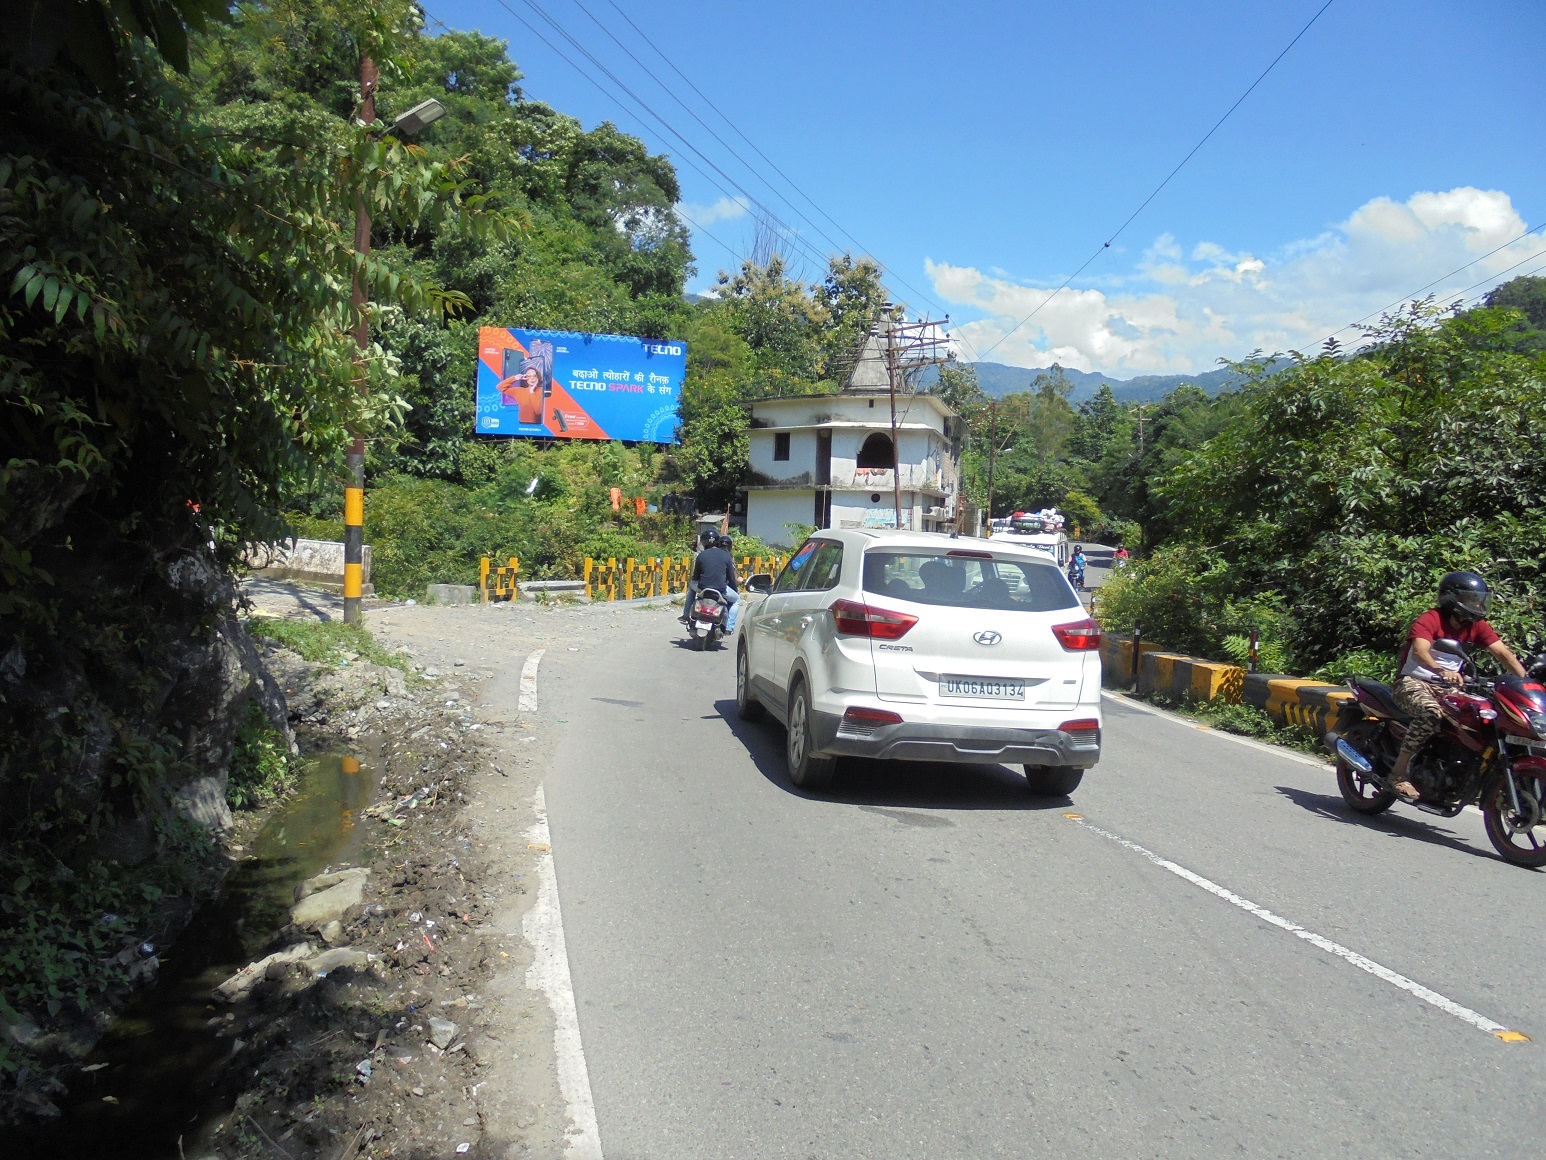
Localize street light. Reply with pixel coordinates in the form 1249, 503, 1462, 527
388, 98, 447, 137
341, 78, 448, 624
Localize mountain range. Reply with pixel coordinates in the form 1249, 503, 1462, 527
960, 360, 1257, 403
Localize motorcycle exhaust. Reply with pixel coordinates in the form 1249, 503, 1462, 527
1335, 737, 1374, 775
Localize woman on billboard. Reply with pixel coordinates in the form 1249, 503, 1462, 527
497, 339, 554, 427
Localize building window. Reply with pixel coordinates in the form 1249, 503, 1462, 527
857, 432, 894, 469
773, 432, 791, 461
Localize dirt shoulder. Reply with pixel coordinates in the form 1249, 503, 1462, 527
198, 587, 665, 1160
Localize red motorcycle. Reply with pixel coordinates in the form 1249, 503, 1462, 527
1325, 639, 1546, 866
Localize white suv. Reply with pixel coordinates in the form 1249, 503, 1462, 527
736, 529, 1102, 793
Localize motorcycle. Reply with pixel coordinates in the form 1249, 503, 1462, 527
1324, 639, 1546, 866
687, 587, 729, 651
1066, 560, 1086, 591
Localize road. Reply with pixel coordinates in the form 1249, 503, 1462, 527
534, 604, 1546, 1158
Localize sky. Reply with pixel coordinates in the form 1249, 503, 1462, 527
426, 0, 1546, 377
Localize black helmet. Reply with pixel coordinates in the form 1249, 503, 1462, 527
717, 533, 733, 550
699, 529, 718, 550
1437, 571, 1490, 620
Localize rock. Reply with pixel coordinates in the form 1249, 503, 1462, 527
291, 868, 369, 930
305, 947, 372, 976
319, 920, 346, 946
427, 1017, 458, 1050
295, 866, 369, 901
214, 944, 315, 1002
173, 775, 233, 833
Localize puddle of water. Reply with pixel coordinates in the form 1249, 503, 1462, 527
14, 746, 380, 1159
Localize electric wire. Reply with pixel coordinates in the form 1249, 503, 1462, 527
506, 0, 840, 275
973, 0, 1339, 363
1318, 220, 1546, 349
596, 0, 975, 348
481, 0, 786, 266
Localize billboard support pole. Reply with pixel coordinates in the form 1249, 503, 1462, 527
342, 54, 378, 626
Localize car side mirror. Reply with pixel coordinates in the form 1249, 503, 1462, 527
1431, 638, 1469, 659
745, 573, 774, 594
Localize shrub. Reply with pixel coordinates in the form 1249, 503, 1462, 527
226, 703, 296, 810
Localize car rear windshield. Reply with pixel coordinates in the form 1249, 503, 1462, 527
861, 551, 1081, 612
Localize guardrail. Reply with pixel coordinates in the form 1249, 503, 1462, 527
1097, 631, 1354, 736
479, 556, 519, 603
582, 555, 789, 601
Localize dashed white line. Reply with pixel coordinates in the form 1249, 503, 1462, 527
1065, 812, 1528, 1043
520, 649, 545, 712
525, 785, 605, 1158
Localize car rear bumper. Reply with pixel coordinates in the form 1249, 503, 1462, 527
810, 711, 1101, 768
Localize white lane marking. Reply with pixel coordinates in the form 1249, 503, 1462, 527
1102, 689, 1330, 769
1104, 689, 1490, 817
525, 785, 605, 1158
1066, 814, 1526, 1042
520, 648, 546, 712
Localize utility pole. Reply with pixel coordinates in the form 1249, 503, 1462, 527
342, 54, 377, 626
885, 331, 903, 529
877, 315, 953, 532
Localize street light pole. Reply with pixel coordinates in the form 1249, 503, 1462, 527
342, 54, 377, 626
984, 402, 998, 535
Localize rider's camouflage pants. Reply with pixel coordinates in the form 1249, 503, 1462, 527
1394, 676, 1445, 758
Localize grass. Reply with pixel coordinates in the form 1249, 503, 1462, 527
245, 617, 409, 673
1142, 691, 1323, 755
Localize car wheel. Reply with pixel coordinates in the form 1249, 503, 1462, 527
1024, 765, 1083, 796
736, 645, 764, 721
786, 678, 836, 790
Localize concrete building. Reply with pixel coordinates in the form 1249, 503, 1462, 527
742, 366, 963, 546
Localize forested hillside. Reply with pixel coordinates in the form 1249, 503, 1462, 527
1094, 285, 1546, 677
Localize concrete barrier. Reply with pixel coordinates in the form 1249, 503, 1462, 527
1242, 674, 1354, 736
424, 584, 476, 606
247, 538, 373, 595
1098, 631, 1350, 733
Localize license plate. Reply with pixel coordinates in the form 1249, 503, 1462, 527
939, 675, 1025, 700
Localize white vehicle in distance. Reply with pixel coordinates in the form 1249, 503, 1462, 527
989, 526, 1069, 567
737, 529, 1101, 794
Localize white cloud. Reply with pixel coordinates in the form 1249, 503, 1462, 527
678, 195, 750, 229
930, 187, 1546, 376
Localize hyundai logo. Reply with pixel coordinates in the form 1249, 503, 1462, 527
973, 630, 1002, 646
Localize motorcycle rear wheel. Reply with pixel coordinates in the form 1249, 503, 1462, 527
693, 631, 707, 651
1336, 755, 1396, 815
1482, 770, 1546, 868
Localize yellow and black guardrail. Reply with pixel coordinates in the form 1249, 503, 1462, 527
581, 555, 789, 602
1098, 633, 1354, 736
479, 556, 520, 603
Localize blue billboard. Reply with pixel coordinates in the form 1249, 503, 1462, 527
475, 327, 688, 443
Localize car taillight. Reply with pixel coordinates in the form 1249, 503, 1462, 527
843, 706, 903, 726
1060, 718, 1100, 741
829, 599, 918, 640
1052, 618, 1102, 651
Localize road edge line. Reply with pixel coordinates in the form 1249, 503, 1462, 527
520, 648, 546, 712
1065, 812, 1526, 1042
1102, 689, 1331, 769
524, 784, 605, 1159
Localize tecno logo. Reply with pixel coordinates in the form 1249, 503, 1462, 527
973, 630, 1002, 646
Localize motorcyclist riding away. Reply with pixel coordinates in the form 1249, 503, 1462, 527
682, 532, 741, 634
1388, 571, 1526, 802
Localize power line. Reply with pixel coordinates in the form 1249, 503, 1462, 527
507, 0, 839, 274
1319, 221, 1546, 349
597, 0, 975, 347
488, 0, 819, 271
974, 0, 1338, 363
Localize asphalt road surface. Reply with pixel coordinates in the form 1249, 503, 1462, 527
536, 604, 1545, 1159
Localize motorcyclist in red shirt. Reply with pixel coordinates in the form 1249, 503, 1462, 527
1387, 571, 1526, 802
